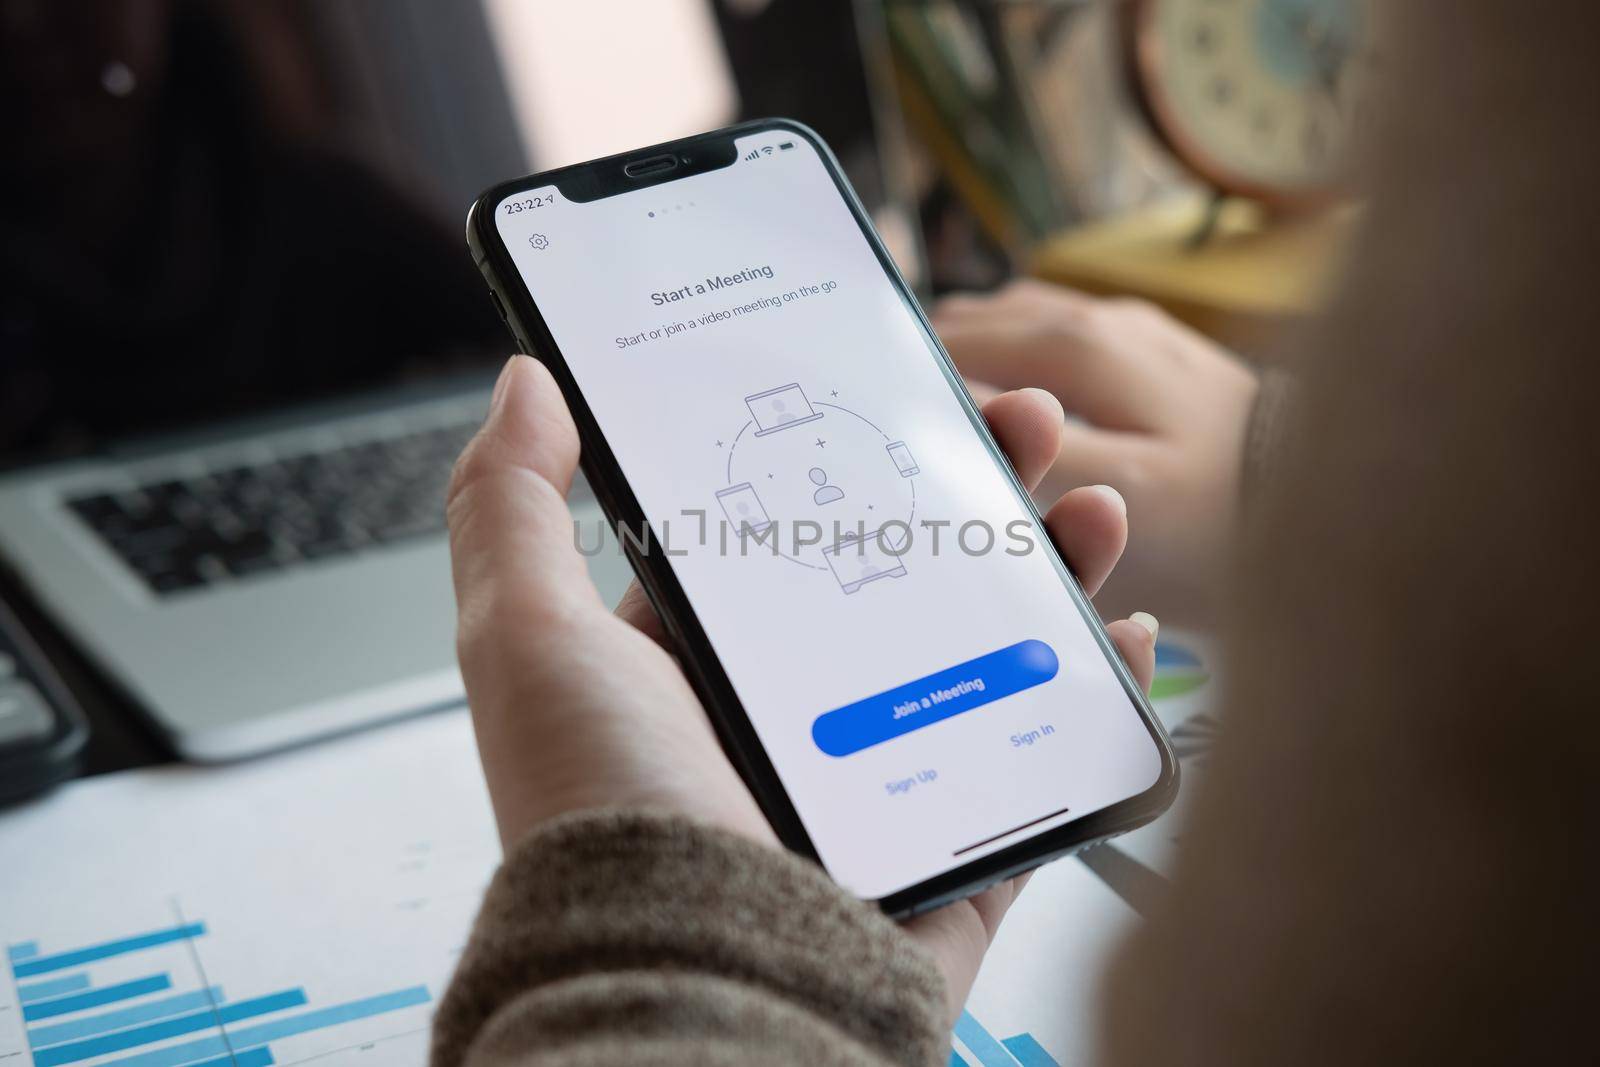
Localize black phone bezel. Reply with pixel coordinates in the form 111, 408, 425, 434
466, 117, 1178, 917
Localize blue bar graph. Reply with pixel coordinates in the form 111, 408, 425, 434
29, 987, 225, 1049
104, 986, 432, 1067
954, 1010, 1019, 1067
36, 989, 308, 1066
17, 973, 91, 1004
952, 1011, 1062, 1067
190, 1049, 273, 1067
13, 923, 205, 978
24, 975, 172, 1022
1001, 1033, 1062, 1067
10, 919, 430, 1067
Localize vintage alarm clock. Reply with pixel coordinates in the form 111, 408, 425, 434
1126, 0, 1377, 209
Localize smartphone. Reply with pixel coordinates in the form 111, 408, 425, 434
466, 119, 1176, 916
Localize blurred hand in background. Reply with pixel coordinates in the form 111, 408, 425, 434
935, 280, 1258, 628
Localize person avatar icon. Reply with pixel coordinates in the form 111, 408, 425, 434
809, 467, 844, 506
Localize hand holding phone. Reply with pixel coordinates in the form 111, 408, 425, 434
446, 353, 1158, 1019
466, 121, 1174, 915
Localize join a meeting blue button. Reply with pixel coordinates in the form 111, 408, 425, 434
812, 640, 1059, 757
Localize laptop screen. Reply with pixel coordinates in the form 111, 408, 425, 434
1, 1, 915, 468
0, 5, 505, 466
746, 384, 824, 435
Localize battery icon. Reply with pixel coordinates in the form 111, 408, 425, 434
779, 141, 795, 151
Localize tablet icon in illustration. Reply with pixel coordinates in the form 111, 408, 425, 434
746, 383, 824, 436
824, 531, 908, 594
715, 482, 773, 537
885, 440, 919, 477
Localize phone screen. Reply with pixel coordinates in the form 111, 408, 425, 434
492, 129, 1166, 900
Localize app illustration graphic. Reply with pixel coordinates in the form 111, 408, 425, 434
886, 441, 919, 477
746, 383, 823, 437
715, 482, 773, 537
809, 467, 845, 506
712, 384, 920, 594
823, 530, 908, 594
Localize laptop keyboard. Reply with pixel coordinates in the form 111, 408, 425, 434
66, 421, 480, 595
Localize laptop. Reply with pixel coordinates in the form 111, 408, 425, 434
0, 387, 632, 762
746, 383, 826, 436
0, 0, 917, 762
0, 6, 640, 760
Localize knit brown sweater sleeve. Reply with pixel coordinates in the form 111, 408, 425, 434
429, 810, 948, 1067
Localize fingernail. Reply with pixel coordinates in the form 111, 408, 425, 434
1090, 484, 1127, 516
488, 355, 520, 419
1129, 611, 1159, 642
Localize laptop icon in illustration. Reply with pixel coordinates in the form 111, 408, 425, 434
823, 531, 908, 594
747, 383, 824, 437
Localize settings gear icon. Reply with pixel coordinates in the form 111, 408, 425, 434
528, 233, 550, 250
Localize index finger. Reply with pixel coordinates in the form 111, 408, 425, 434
448, 356, 604, 646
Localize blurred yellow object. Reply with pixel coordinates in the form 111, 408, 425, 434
1030, 195, 1359, 355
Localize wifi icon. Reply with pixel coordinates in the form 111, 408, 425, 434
762, 146, 775, 156
744, 149, 761, 162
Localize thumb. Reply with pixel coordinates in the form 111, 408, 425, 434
447, 356, 602, 642
458, 355, 579, 497
1105, 612, 1159, 694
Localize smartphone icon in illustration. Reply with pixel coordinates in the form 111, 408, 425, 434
885, 440, 919, 477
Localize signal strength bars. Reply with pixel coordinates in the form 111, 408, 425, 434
744, 143, 796, 162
